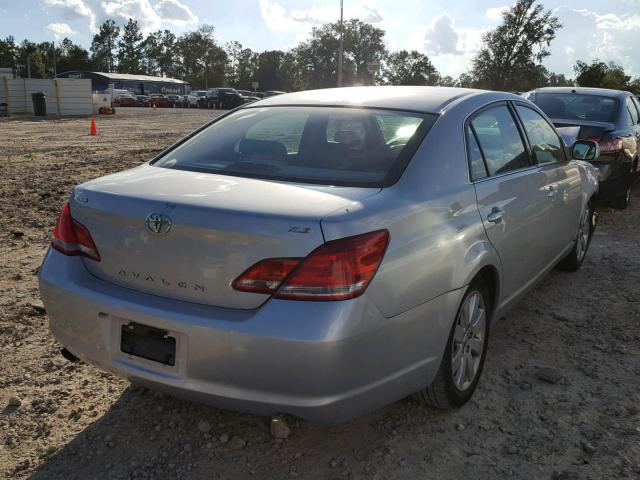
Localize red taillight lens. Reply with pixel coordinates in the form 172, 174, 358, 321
51, 202, 101, 261
277, 230, 389, 301
586, 136, 623, 155
232, 230, 389, 301
232, 258, 302, 294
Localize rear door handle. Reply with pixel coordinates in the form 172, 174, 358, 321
486, 207, 504, 224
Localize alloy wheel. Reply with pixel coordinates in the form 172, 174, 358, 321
575, 207, 591, 262
451, 291, 486, 391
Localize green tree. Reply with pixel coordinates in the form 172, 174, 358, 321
15, 40, 45, 78
546, 71, 574, 86
574, 60, 630, 90
294, 19, 387, 89
470, 0, 561, 91
225, 41, 258, 89
143, 30, 176, 77
91, 20, 120, 72
175, 25, 227, 89
56, 38, 93, 73
117, 18, 144, 74
0, 36, 18, 71
383, 50, 439, 86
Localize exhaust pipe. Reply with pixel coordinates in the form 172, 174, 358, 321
60, 348, 80, 363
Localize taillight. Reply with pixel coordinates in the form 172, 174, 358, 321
587, 136, 623, 155
232, 258, 302, 294
232, 230, 389, 301
51, 202, 101, 261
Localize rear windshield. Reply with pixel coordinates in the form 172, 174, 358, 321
532, 93, 619, 123
152, 106, 437, 187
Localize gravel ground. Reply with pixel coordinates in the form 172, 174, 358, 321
1, 108, 639, 480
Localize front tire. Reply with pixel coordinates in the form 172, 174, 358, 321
415, 278, 491, 409
557, 202, 594, 272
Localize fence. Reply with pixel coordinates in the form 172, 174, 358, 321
0, 78, 92, 116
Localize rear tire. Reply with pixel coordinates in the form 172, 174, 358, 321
557, 202, 594, 272
414, 277, 491, 409
611, 183, 632, 209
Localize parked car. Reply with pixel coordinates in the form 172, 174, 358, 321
264, 90, 286, 98
166, 94, 183, 107
188, 90, 207, 107
149, 94, 171, 108
40, 86, 599, 424
525, 87, 640, 208
113, 94, 136, 107
236, 90, 261, 104
203, 88, 243, 109
135, 95, 149, 107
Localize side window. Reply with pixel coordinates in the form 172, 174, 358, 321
465, 125, 488, 180
469, 105, 529, 176
626, 97, 639, 125
515, 105, 566, 164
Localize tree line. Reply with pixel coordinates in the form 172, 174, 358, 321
0, 0, 638, 94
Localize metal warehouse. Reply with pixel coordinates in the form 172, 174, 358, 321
55, 71, 190, 95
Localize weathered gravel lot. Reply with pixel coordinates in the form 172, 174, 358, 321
0, 108, 639, 480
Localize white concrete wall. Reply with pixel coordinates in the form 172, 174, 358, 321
0, 78, 92, 116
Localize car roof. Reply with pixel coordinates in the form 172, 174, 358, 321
531, 86, 632, 99
254, 86, 509, 113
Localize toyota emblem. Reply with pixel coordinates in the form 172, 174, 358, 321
145, 213, 172, 236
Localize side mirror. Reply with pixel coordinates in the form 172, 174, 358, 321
571, 140, 599, 161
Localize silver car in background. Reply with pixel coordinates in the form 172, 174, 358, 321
39, 86, 599, 423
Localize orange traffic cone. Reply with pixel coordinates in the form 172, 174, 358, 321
89, 117, 97, 136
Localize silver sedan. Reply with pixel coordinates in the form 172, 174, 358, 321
39, 86, 599, 423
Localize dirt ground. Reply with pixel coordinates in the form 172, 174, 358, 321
1, 107, 639, 480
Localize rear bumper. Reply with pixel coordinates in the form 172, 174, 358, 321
39, 249, 463, 424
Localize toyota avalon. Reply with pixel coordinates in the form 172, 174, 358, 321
39, 86, 599, 423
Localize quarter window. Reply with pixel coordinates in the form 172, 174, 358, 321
469, 105, 529, 177
515, 105, 565, 164
465, 125, 488, 180
626, 97, 639, 125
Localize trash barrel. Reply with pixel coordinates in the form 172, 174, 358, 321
32, 92, 47, 116
0, 102, 8, 117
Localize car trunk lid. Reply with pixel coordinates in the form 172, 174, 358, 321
551, 118, 616, 145
71, 165, 380, 309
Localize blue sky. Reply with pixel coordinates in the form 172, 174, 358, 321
1, 0, 639, 77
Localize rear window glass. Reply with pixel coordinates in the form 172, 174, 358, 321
153, 107, 436, 187
533, 93, 619, 123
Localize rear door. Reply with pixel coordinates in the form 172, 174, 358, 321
468, 103, 556, 303
513, 103, 582, 254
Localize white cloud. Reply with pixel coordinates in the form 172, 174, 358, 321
47, 22, 75, 38
485, 5, 508, 22
423, 14, 461, 55
259, 0, 384, 31
154, 0, 198, 27
545, 7, 640, 78
42, 0, 98, 33
101, 0, 160, 32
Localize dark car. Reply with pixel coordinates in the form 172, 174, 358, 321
202, 88, 244, 109
236, 90, 261, 104
114, 94, 137, 107
526, 87, 640, 208
135, 95, 149, 107
149, 94, 172, 108
166, 94, 183, 107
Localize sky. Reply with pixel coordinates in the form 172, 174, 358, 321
1, 0, 639, 78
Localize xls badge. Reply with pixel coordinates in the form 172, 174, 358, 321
145, 213, 172, 235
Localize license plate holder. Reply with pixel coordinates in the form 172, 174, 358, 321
120, 322, 176, 366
